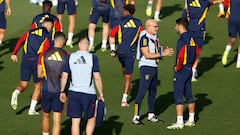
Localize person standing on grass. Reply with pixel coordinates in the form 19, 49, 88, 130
10, 18, 54, 115
60, 36, 104, 135
38, 32, 68, 135
109, 4, 144, 107
167, 17, 199, 129
132, 19, 174, 125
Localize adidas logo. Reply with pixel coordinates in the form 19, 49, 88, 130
190, 38, 196, 46
189, 0, 201, 7
48, 51, 63, 61
124, 19, 136, 28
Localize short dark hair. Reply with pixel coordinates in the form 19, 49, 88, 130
43, 0, 53, 8
43, 17, 54, 24
176, 17, 189, 30
54, 32, 66, 40
123, 4, 135, 15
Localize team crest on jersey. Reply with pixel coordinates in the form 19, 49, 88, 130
173, 77, 176, 81
143, 38, 148, 46
189, 0, 201, 7
145, 74, 150, 80
190, 38, 196, 46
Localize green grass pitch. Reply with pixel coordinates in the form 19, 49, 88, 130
0, 0, 240, 134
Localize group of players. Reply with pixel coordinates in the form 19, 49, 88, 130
0, 0, 239, 134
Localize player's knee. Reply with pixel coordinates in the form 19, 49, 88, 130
186, 96, 195, 104
174, 97, 183, 105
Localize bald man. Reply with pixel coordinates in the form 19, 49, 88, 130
132, 19, 174, 125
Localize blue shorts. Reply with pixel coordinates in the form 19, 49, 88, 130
57, 0, 76, 15
67, 91, 97, 119
110, 16, 120, 29
117, 51, 136, 74
89, 8, 109, 24
0, 12, 6, 29
228, 20, 240, 38
41, 90, 64, 113
173, 67, 194, 105
189, 31, 204, 49
20, 58, 40, 83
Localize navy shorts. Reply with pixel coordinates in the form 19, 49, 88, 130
41, 90, 64, 113
189, 31, 204, 49
67, 91, 97, 119
173, 67, 194, 105
117, 51, 136, 74
0, 12, 6, 29
57, 0, 76, 15
20, 59, 40, 83
89, 8, 110, 24
228, 20, 240, 38
110, 16, 120, 29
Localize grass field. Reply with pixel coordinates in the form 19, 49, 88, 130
0, 0, 240, 135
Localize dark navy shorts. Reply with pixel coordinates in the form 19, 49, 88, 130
67, 91, 97, 119
117, 51, 136, 74
20, 59, 40, 83
57, 0, 76, 15
41, 90, 64, 113
0, 12, 6, 29
89, 7, 110, 24
228, 20, 240, 38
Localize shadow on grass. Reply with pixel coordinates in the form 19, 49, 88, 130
0, 61, 4, 71
61, 115, 123, 135
0, 38, 19, 57
183, 93, 212, 122
198, 54, 221, 78
161, 4, 182, 19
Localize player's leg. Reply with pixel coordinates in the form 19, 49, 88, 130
236, 37, 240, 68
147, 68, 159, 122
167, 71, 185, 129
66, 0, 76, 48
71, 118, 81, 135
42, 112, 50, 135
101, 22, 109, 51
11, 80, 29, 110
52, 112, 62, 135
28, 81, 42, 115
56, 0, 65, 31
88, 23, 97, 52
146, 0, 153, 16
86, 117, 96, 135
154, 0, 162, 21
0, 29, 5, 44
101, 9, 110, 51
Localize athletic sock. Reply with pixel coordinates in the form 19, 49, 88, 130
89, 37, 94, 46
219, 3, 224, 12
154, 11, 160, 19
29, 100, 38, 111
225, 45, 231, 52
42, 131, 49, 135
101, 39, 107, 48
177, 116, 184, 124
14, 89, 21, 95
188, 112, 195, 122
67, 32, 74, 43
122, 94, 128, 102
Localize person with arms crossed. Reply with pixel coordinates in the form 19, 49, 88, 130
109, 4, 144, 107
60, 37, 104, 135
10, 18, 54, 115
31, 0, 61, 47
0, 0, 11, 45
57, 0, 76, 48
132, 19, 174, 125
38, 32, 69, 135
221, 0, 240, 68
146, 0, 162, 21
167, 17, 199, 129
88, 0, 110, 52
